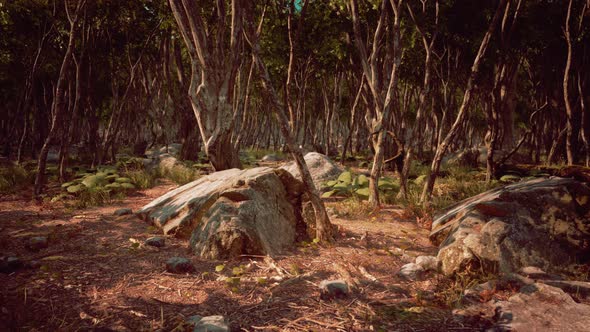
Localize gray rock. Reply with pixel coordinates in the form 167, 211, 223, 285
415, 255, 439, 272
319, 280, 350, 299
165, 257, 194, 274
113, 208, 133, 216
193, 315, 229, 332
397, 263, 425, 280
462, 283, 590, 331
186, 315, 203, 326
0, 256, 22, 273
26, 236, 48, 252
537, 279, 590, 298
145, 237, 165, 248
281, 152, 342, 190
493, 283, 590, 331
463, 280, 498, 303
517, 266, 560, 280
431, 177, 590, 275
26, 260, 41, 269
137, 167, 307, 259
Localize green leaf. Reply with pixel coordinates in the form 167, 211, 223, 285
215, 264, 225, 272
337, 171, 353, 184
66, 184, 84, 193
120, 183, 136, 190
321, 190, 337, 198
232, 266, 243, 276
115, 177, 133, 183
355, 187, 370, 199
356, 174, 369, 187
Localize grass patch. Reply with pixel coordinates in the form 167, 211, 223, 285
402, 165, 500, 214
329, 197, 374, 218
160, 164, 200, 185
125, 169, 161, 189
0, 164, 34, 193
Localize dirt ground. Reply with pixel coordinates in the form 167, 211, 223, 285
0, 180, 492, 331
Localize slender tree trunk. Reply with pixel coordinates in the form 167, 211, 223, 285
34, 0, 86, 196
563, 0, 575, 165
247, 7, 335, 242
421, 0, 508, 205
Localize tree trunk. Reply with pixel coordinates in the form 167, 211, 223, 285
563, 0, 575, 165
421, 0, 508, 205
34, 0, 86, 197
247, 7, 335, 242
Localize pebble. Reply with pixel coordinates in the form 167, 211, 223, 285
26, 236, 48, 252
165, 257, 194, 274
319, 279, 349, 299
145, 237, 166, 248
113, 208, 133, 216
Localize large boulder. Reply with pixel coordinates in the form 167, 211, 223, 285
456, 282, 590, 331
136, 167, 307, 259
281, 152, 342, 189
430, 177, 590, 276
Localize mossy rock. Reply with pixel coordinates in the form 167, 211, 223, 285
66, 184, 84, 193
115, 177, 132, 183
120, 183, 135, 190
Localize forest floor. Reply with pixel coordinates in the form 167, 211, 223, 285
0, 179, 496, 331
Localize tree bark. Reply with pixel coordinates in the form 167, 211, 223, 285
169, 0, 243, 171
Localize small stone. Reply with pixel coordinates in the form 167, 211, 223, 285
0, 256, 22, 273
193, 315, 229, 332
166, 257, 194, 274
397, 263, 425, 280
518, 266, 557, 280
26, 236, 48, 252
319, 280, 349, 299
186, 315, 203, 326
114, 208, 133, 216
415, 255, 439, 272
25, 260, 41, 269
145, 237, 165, 248
463, 280, 498, 303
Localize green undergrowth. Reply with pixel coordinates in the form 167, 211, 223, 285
322, 170, 399, 201
161, 163, 200, 185
0, 164, 34, 193
54, 165, 137, 207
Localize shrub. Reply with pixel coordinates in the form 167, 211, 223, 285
322, 170, 399, 200
0, 164, 33, 193
160, 164, 200, 185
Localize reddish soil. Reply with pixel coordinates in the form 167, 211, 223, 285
1, 180, 490, 331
